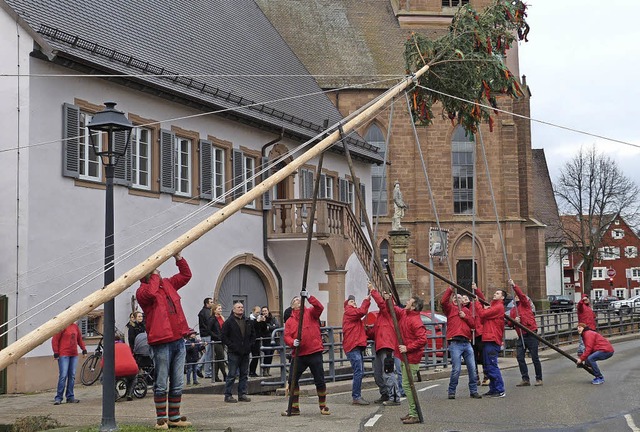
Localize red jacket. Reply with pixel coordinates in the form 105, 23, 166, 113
370, 290, 398, 352
477, 298, 505, 345
284, 296, 324, 356
577, 296, 597, 330
394, 305, 427, 364
441, 287, 474, 340
508, 284, 537, 336
579, 328, 614, 361
52, 323, 86, 357
136, 258, 192, 345
342, 297, 371, 353
101, 342, 139, 378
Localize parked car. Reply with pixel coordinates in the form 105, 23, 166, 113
593, 296, 619, 310
608, 294, 640, 315
365, 310, 446, 357
547, 295, 574, 312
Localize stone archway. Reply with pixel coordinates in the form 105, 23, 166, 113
450, 230, 487, 291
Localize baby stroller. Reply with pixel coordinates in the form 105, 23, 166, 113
130, 332, 155, 399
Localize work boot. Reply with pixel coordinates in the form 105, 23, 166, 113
535, 379, 543, 386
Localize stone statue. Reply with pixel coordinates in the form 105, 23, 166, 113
392, 181, 407, 231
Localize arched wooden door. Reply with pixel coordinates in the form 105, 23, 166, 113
218, 265, 267, 318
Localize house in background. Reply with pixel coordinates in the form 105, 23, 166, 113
258, 0, 552, 302
561, 215, 640, 301
0, 0, 382, 393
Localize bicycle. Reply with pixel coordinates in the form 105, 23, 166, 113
80, 331, 103, 386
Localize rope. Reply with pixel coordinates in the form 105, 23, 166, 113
403, 92, 455, 295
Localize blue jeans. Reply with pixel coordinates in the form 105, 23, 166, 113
395, 357, 406, 397
447, 340, 478, 395
225, 351, 249, 398
586, 351, 613, 379
197, 336, 213, 376
55, 355, 78, 402
346, 348, 365, 400
516, 334, 542, 382
482, 342, 504, 393
151, 339, 185, 398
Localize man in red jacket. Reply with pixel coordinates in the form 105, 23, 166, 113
507, 279, 543, 387
342, 288, 371, 405
394, 296, 428, 425
52, 321, 87, 405
576, 323, 614, 385
477, 287, 507, 398
136, 252, 192, 430
576, 295, 597, 356
370, 287, 403, 405
441, 287, 481, 400
282, 292, 329, 416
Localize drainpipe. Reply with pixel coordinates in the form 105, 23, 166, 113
262, 129, 285, 316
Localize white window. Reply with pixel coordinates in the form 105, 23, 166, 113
592, 267, 606, 280
631, 268, 640, 280
212, 146, 226, 202
634, 288, 640, 297
592, 289, 605, 300
174, 137, 192, 197
347, 180, 355, 212
452, 125, 474, 215
322, 174, 334, 200
79, 112, 102, 181
243, 155, 256, 208
612, 229, 625, 239
598, 246, 619, 260
366, 124, 387, 216
614, 288, 626, 298
132, 127, 151, 190
625, 246, 637, 258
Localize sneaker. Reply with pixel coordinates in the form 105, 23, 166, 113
66, 399, 80, 403
401, 413, 412, 421
53, 400, 62, 405
374, 395, 390, 404
516, 380, 530, 387
470, 393, 482, 399
168, 417, 192, 428
591, 377, 605, 385
352, 398, 370, 406
281, 409, 300, 416
534, 379, 543, 387
249, 373, 259, 377
482, 391, 496, 397
238, 395, 252, 402
224, 396, 238, 403
383, 400, 401, 406
196, 370, 204, 378
489, 392, 506, 398
447, 394, 455, 400
402, 416, 420, 424
193, 381, 200, 385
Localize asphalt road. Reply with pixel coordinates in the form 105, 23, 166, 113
1, 336, 638, 432
363, 338, 640, 432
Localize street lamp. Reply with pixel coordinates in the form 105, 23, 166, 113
87, 102, 133, 432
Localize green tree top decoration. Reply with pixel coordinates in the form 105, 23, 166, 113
404, 0, 530, 134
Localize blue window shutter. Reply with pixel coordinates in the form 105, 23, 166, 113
339, 178, 347, 203
113, 130, 132, 186
319, 174, 326, 199
199, 139, 213, 200
62, 103, 80, 178
262, 156, 271, 210
232, 149, 244, 200
160, 129, 175, 193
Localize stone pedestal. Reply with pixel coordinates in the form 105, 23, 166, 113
389, 229, 412, 302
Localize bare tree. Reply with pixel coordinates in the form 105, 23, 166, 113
554, 145, 640, 295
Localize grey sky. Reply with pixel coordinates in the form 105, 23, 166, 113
518, 1, 640, 186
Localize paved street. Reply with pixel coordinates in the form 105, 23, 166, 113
1, 334, 638, 431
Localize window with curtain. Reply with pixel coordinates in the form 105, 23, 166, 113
366, 124, 387, 216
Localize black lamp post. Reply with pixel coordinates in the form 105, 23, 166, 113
87, 102, 133, 432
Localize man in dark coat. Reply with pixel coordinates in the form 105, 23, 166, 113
221, 302, 256, 403
196, 298, 214, 378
